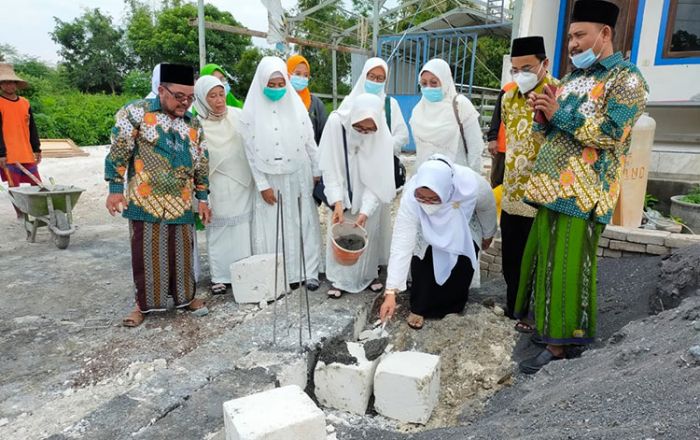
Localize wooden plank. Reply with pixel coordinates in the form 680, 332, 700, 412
40, 139, 89, 158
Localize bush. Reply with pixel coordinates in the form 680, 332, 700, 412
33, 92, 139, 146
123, 70, 151, 97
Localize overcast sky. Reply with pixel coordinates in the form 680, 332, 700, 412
0, 0, 299, 63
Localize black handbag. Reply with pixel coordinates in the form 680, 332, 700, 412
313, 126, 352, 209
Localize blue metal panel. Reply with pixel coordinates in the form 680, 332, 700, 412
552, 0, 568, 79
392, 95, 422, 152
630, 0, 647, 64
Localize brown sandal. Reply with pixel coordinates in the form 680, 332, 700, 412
406, 313, 424, 330
122, 308, 145, 327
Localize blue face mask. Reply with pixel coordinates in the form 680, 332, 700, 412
263, 86, 287, 102
223, 82, 231, 96
364, 79, 385, 95
570, 30, 603, 70
421, 86, 443, 102
290, 75, 309, 91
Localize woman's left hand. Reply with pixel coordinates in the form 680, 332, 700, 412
481, 237, 493, 251
313, 176, 321, 185
198, 201, 212, 225
355, 213, 368, 228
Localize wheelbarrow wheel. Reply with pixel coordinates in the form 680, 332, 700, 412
53, 210, 71, 250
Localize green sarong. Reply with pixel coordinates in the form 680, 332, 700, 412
514, 207, 604, 345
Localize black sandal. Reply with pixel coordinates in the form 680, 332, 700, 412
210, 283, 227, 295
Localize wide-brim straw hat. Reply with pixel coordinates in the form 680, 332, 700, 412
0, 63, 28, 89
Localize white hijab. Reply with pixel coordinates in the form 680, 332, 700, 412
194, 75, 251, 186
145, 63, 161, 99
410, 58, 479, 164
336, 57, 389, 119
319, 94, 395, 209
240, 56, 314, 174
407, 153, 478, 285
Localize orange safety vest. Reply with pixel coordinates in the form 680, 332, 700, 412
0, 96, 35, 163
496, 82, 517, 153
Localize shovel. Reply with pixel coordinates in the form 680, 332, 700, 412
359, 319, 389, 341
14, 162, 50, 192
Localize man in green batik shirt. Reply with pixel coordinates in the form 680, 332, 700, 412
105, 63, 212, 328
514, 0, 649, 374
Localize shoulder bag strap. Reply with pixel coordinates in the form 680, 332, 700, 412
452, 95, 468, 157
384, 96, 392, 133
342, 126, 353, 203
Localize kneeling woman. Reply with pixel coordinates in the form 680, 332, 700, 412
379, 155, 497, 329
319, 94, 396, 297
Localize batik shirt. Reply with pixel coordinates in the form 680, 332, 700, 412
105, 98, 209, 224
501, 73, 558, 218
524, 52, 648, 224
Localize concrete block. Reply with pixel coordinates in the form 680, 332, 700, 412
493, 239, 502, 250
603, 249, 622, 258
596, 247, 604, 257
646, 244, 670, 255
481, 253, 495, 263
490, 263, 503, 273
493, 255, 503, 265
479, 260, 490, 270
480, 270, 488, 280
374, 351, 440, 424
609, 240, 646, 253
230, 254, 284, 304
626, 229, 670, 246
314, 342, 381, 415
601, 225, 628, 241
665, 233, 700, 248
598, 237, 610, 248
223, 385, 326, 440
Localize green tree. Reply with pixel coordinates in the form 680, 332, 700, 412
231, 47, 264, 100
123, 69, 152, 96
51, 9, 130, 93
125, 1, 251, 73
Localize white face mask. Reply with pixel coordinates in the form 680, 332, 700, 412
420, 203, 442, 216
512, 64, 543, 93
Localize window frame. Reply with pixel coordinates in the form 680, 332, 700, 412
656, 0, 700, 64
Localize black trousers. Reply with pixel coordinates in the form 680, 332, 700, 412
490, 152, 505, 188
410, 244, 478, 319
500, 211, 534, 319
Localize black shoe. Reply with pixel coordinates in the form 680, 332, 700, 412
519, 349, 564, 374
306, 278, 320, 291
289, 282, 300, 290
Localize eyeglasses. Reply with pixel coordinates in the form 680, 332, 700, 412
366, 72, 386, 82
162, 85, 195, 104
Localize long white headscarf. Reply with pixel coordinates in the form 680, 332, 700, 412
240, 56, 314, 174
410, 58, 479, 164
194, 76, 250, 186
319, 93, 395, 209
336, 57, 389, 119
145, 63, 161, 99
407, 153, 478, 285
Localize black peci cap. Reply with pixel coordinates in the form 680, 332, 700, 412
159, 63, 195, 86
511, 36, 546, 57
571, 0, 620, 28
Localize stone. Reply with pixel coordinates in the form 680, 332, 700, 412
646, 244, 670, 255
598, 237, 610, 248
601, 225, 628, 241
603, 249, 622, 258
694, 321, 700, 331
230, 254, 284, 304
689, 345, 700, 362
626, 229, 670, 246
223, 385, 326, 440
479, 260, 490, 270
609, 240, 647, 253
481, 253, 495, 263
373, 351, 440, 424
492, 305, 505, 316
596, 247, 604, 257
314, 341, 381, 415
665, 234, 700, 248
493, 256, 503, 265
490, 263, 503, 273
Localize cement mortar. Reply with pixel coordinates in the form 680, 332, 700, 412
363, 337, 389, 361
319, 338, 358, 366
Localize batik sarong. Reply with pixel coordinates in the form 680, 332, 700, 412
130, 220, 195, 312
514, 207, 603, 345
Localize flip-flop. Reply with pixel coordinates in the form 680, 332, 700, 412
369, 281, 384, 293
327, 289, 343, 299
210, 283, 227, 295
122, 309, 144, 327
514, 321, 534, 334
406, 313, 424, 330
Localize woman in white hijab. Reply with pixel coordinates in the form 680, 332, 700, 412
410, 58, 484, 172
194, 75, 254, 294
241, 56, 322, 290
338, 57, 409, 268
378, 154, 497, 329
319, 93, 396, 297
145, 64, 161, 99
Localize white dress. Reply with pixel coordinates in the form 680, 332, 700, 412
200, 108, 255, 284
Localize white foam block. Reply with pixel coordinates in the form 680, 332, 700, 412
314, 342, 380, 415
230, 254, 284, 304
223, 385, 326, 440
373, 351, 441, 424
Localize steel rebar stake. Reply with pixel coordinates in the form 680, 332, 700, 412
272, 190, 281, 345
298, 196, 312, 339
279, 191, 290, 334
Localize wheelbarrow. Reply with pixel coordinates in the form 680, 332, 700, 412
5, 164, 85, 249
